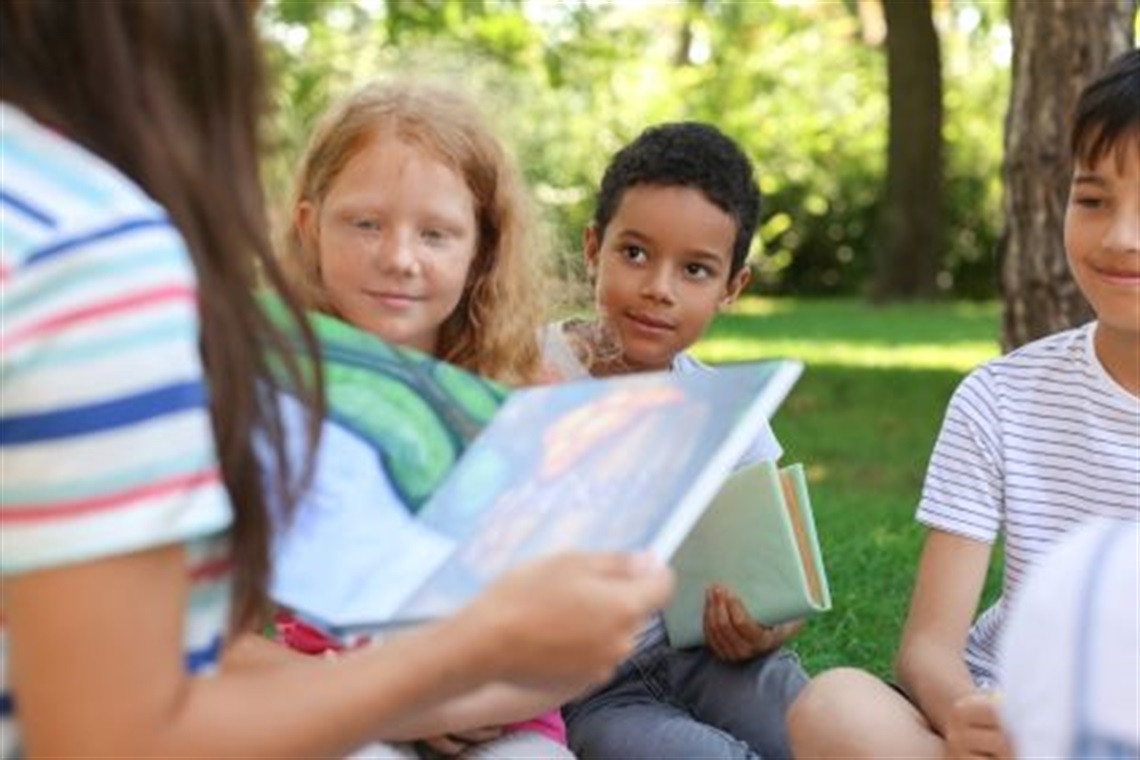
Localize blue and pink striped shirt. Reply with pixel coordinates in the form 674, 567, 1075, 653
0, 103, 233, 757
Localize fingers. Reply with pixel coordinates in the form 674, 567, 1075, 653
703, 584, 772, 662
945, 691, 1014, 759
462, 551, 675, 690
422, 735, 467, 755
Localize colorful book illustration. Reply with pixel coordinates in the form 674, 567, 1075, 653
663, 460, 832, 649
261, 298, 805, 638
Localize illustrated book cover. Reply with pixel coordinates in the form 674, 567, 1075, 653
261, 299, 805, 638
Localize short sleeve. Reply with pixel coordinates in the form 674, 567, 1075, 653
916, 367, 1004, 543
1, 172, 231, 573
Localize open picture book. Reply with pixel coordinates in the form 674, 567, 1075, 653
263, 300, 806, 641
662, 460, 832, 648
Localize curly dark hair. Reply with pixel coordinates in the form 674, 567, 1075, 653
592, 121, 761, 279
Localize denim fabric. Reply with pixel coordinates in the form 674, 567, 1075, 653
564, 642, 807, 759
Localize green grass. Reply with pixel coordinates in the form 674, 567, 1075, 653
692, 297, 1002, 677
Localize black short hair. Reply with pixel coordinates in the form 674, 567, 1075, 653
1071, 48, 1140, 168
592, 122, 761, 279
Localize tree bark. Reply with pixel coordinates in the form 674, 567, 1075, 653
872, 0, 943, 302
999, 0, 1135, 351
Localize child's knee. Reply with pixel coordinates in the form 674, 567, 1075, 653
787, 667, 880, 737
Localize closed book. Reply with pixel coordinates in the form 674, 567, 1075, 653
663, 460, 831, 649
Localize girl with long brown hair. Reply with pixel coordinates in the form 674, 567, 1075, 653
0, 2, 671, 757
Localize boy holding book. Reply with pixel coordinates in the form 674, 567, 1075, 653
787, 48, 1139, 760
544, 121, 808, 759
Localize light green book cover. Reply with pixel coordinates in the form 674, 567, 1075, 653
663, 460, 831, 649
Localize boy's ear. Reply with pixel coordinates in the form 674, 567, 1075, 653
583, 225, 601, 275
720, 266, 751, 309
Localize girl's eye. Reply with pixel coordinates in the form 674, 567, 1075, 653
621, 245, 647, 262
422, 228, 447, 245
1073, 196, 1106, 210
353, 218, 380, 231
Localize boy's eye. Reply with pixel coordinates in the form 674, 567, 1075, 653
1072, 195, 1106, 210
684, 263, 715, 280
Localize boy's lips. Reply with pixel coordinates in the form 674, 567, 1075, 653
1090, 266, 1140, 286
624, 311, 676, 333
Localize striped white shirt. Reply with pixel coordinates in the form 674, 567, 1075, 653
917, 323, 1140, 685
0, 104, 233, 758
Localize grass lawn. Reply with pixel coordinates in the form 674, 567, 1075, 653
692, 297, 1003, 677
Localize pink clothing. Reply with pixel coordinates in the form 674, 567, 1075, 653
274, 613, 568, 745
508, 712, 567, 743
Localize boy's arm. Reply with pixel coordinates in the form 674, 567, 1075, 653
894, 529, 992, 735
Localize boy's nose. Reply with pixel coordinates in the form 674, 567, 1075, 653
640, 267, 676, 304
1104, 207, 1140, 254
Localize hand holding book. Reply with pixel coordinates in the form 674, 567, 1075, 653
703, 584, 804, 662
663, 461, 832, 649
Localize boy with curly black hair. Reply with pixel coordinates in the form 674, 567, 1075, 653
544, 121, 808, 759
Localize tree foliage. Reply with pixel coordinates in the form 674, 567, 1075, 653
259, 0, 1012, 300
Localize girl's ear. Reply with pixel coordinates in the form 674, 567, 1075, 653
720, 266, 751, 309
295, 200, 316, 244
583, 225, 601, 276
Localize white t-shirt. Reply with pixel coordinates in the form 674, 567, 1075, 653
917, 323, 1140, 685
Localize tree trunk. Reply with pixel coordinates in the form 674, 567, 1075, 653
999, 0, 1135, 351
872, 0, 943, 302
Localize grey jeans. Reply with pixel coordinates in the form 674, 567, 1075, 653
563, 643, 807, 759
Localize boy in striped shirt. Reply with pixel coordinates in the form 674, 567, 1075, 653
787, 48, 1139, 760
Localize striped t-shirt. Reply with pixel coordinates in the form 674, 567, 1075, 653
0, 104, 233, 757
916, 322, 1140, 685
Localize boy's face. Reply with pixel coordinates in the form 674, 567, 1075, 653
1064, 140, 1140, 340
586, 184, 749, 372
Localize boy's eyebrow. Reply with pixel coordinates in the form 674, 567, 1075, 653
614, 228, 731, 263
1072, 172, 1109, 186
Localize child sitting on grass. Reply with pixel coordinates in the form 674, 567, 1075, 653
546, 121, 808, 760
787, 48, 1140, 760
274, 80, 577, 760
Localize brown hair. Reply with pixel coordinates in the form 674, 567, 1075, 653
0, 0, 322, 629
281, 81, 549, 385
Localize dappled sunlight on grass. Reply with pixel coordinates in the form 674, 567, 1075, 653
696, 337, 996, 372
696, 296, 1001, 371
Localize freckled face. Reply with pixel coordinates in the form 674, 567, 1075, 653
298, 136, 478, 355
587, 185, 749, 373
1064, 141, 1140, 342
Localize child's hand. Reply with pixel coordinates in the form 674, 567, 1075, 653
420, 726, 505, 755
942, 690, 1013, 760
460, 552, 673, 692
703, 584, 801, 662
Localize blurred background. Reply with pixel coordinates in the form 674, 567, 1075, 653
257, 0, 1137, 675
